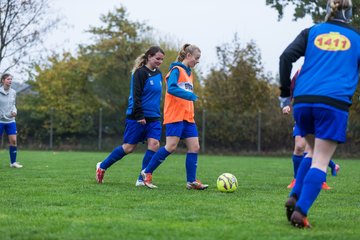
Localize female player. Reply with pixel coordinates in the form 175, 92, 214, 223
96, 46, 165, 185
0, 73, 22, 168
141, 44, 208, 190
279, 0, 359, 228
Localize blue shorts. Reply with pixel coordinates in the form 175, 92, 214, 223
0, 122, 17, 135
123, 119, 162, 144
293, 103, 348, 143
165, 121, 198, 139
292, 123, 301, 137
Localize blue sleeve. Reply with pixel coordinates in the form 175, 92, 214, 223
167, 69, 198, 101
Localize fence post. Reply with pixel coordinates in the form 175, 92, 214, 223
98, 108, 103, 151
202, 109, 206, 153
49, 107, 54, 150
257, 110, 261, 153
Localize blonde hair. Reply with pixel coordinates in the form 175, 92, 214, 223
132, 46, 165, 73
325, 0, 353, 21
176, 44, 201, 62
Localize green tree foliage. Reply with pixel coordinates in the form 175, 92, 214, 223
266, 0, 360, 26
78, 7, 150, 133
201, 36, 293, 151
19, 53, 99, 144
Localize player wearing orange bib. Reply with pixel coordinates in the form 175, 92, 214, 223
141, 44, 208, 190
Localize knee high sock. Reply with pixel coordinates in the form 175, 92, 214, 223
9, 146, 17, 164
186, 153, 198, 183
145, 147, 171, 174
295, 168, 326, 216
290, 157, 312, 199
292, 154, 303, 178
328, 159, 335, 170
100, 146, 126, 170
138, 150, 155, 180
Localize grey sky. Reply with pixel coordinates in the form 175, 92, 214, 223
47, 0, 313, 78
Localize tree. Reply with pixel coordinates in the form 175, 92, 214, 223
0, 0, 57, 73
19, 52, 100, 145
201, 36, 291, 151
266, 0, 360, 26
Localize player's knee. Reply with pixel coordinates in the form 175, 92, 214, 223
294, 144, 305, 155
166, 143, 177, 153
189, 144, 200, 153
122, 144, 135, 154
148, 141, 160, 151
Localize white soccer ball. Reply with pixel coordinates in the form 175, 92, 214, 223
217, 173, 238, 193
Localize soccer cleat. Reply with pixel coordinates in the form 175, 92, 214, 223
287, 178, 296, 189
96, 162, 105, 184
135, 179, 145, 187
332, 164, 340, 176
290, 210, 312, 228
10, 162, 23, 168
322, 182, 331, 190
186, 180, 209, 190
141, 170, 158, 189
285, 196, 297, 221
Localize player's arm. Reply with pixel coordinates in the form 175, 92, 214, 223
167, 68, 198, 101
279, 28, 309, 98
132, 69, 146, 123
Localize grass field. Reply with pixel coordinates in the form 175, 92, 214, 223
0, 150, 359, 240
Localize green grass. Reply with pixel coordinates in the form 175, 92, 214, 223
0, 150, 359, 240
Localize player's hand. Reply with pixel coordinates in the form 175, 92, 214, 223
137, 119, 146, 125
279, 97, 291, 109
11, 112, 17, 117
282, 106, 291, 115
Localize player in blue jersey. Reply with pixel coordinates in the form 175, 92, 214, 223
96, 46, 165, 185
279, 0, 360, 228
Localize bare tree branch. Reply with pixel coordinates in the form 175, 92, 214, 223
0, 0, 58, 73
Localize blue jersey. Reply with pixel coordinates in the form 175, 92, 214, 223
280, 20, 360, 111
126, 66, 163, 120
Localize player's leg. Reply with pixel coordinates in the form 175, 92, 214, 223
5, 122, 21, 168
96, 119, 142, 183
136, 121, 161, 186
288, 135, 306, 188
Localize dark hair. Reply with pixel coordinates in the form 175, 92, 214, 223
176, 44, 201, 62
132, 46, 165, 72
1, 73, 12, 83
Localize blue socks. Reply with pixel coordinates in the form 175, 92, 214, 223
186, 153, 198, 182
138, 150, 155, 181
145, 147, 171, 173
290, 157, 312, 199
9, 146, 17, 164
296, 168, 326, 216
100, 146, 126, 170
328, 159, 335, 170
292, 154, 303, 178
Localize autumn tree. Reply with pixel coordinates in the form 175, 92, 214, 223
201, 36, 293, 151
18, 52, 99, 145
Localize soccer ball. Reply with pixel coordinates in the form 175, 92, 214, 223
217, 173, 238, 193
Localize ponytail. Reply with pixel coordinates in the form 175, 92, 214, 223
176, 44, 201, 62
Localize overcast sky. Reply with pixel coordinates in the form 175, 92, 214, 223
46, 0, 313, 78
